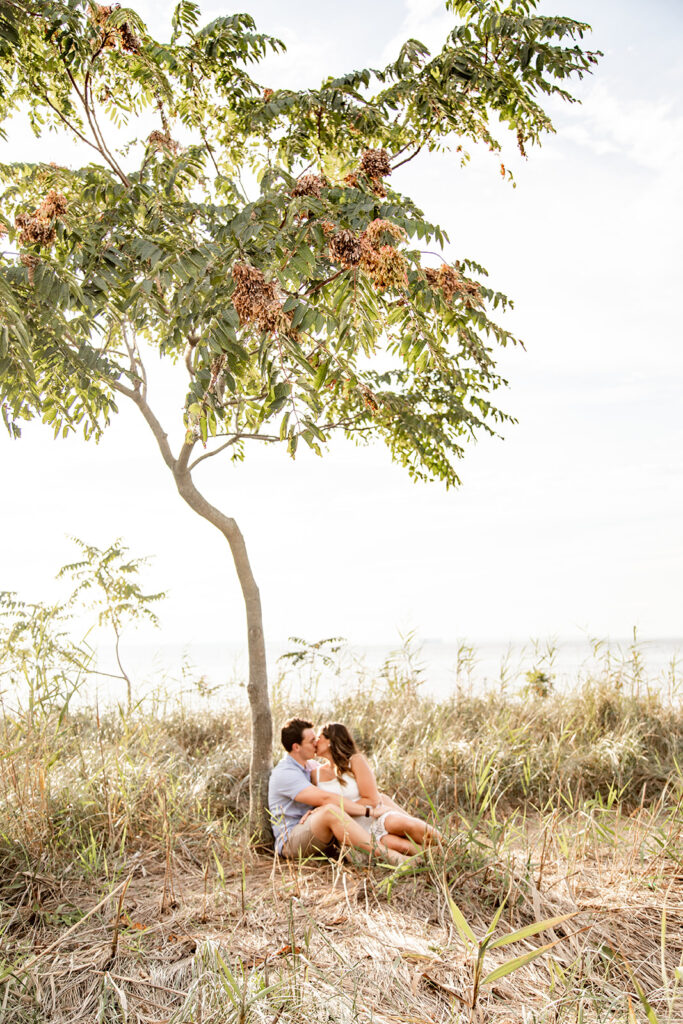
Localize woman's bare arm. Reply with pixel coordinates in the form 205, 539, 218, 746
350, 753, 381, 805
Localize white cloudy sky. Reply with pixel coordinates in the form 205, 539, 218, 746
1, 0, 682, 652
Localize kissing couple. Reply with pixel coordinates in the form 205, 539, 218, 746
268, 717, 440, 866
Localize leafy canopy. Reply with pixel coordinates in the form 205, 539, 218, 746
0, 0, 598, 484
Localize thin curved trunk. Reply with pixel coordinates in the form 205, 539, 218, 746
172, 465, 273, 842
122, 386, 273, 842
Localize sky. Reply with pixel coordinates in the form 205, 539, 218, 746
1, 0, 682, 656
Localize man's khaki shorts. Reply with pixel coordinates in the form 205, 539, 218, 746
280, 817, 334, 859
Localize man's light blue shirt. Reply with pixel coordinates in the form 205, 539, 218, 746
268, 754, 312, 853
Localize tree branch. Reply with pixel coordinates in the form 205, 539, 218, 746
303, 267, 346, 297
188, 432, 279, 471
111, 382, 178, 472
176, 439, 195, 474
392, 144, 424, 170
188, 436, 239, 470
57, 51, 131, 188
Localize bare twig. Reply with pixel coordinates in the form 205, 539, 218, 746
188, 433, 279, 471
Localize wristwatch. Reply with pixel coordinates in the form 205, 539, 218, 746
365, 806, 370, 817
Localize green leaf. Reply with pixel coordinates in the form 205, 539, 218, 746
488, 912, 578, 950
445, 890, 477, 949
481, 937, 566, 986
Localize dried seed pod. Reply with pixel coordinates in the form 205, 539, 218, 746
14, 212, 56, 247
328, 229, 362, 268
424, 264, 483, 306
118, 21, 141, 53
88, 4, 141, 53
291, 174, 326, 199
343, 172, 359, 188
359, 148, 391, 179
208, 354, 227, 400
363, 218, 406, 248
88, 3, 114, 29
438, 265, 463, 301
369, 245, 409, 292
20, 253, 39, 285
38, 189, 68, 219
147, 129, 180, 156
231, 262, 286, 333
358, 383, 379, 411
88, 3, 118, 47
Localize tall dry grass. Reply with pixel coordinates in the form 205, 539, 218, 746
1, 647, 682, 1023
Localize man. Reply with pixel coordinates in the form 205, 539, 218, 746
268, 717, 405, 865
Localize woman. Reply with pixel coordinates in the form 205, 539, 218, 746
313, 722, 441, 856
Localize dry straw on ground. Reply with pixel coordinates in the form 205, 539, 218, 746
1, 648, 682, 1023
3, 806, 682, 1024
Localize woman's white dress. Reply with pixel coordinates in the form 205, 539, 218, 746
316, 772, 390, 842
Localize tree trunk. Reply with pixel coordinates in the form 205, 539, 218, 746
173, 466, 274, 842
125, 388, 274, 843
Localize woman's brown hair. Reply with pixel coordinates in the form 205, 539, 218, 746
321, 722, 358, 785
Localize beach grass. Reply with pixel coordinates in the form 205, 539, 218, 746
1, 655, 682, 1023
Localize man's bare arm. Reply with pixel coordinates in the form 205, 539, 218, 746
294, 785, 374, 817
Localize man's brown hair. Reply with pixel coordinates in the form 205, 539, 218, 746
281, 717, 313, 752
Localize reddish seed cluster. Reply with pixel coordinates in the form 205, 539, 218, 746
368, 245, 409, 291
15, 213, 55, 248
425, 264, 482, 305
291, 174, 327, 199
263, 88, 274, 101
208, 354, 227, 399
323, 217, 409, 291
343, 172, 359, 189
147, 129, 180, 156
20, 253, 39, 285
14, 189, 68, 249
88, 3, 141, 53
359, 148, 391, 180
40, 189, 68, 219
364, 218, 405, 248
232, 262, 287, 333
357, 220, 408, 292
358, 382, 380, 412
328, 229, 362, 268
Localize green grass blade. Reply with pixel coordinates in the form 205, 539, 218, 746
631, 975, 660, 1024
442, 873, 477, 949
481, 937, 564, 985
447, 894, 477, 948
488, 911, 578, 949
482, 897, 508, 947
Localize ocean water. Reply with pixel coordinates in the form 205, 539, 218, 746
84, 634, 683, 707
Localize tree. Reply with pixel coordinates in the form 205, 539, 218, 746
0, 0, 599, 838
58, 537, 166, 710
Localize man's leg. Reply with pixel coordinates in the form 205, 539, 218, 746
307, 805, 374, 852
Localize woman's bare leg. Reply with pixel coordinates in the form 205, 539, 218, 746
380, 834, 415, 856
383, 812, 442, 846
